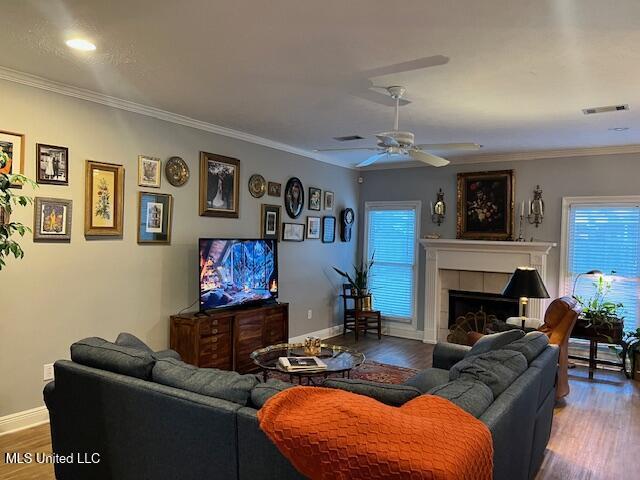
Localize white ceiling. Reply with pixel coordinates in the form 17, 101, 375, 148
2, 0, 640, 168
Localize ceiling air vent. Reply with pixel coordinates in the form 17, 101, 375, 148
582, 104, 630, 115
333, 135, 365, 142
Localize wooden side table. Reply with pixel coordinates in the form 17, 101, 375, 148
569, 320, 628, 379
341, 291, 382, 341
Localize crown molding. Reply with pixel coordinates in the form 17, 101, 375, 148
359, 144, 640, 171
0, 65, 347, 168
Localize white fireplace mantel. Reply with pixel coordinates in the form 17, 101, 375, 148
420, 239, 556, 344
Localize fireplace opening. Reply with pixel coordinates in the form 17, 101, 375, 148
448, 290, 519, 328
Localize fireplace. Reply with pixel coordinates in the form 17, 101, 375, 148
448, 290, 519, 328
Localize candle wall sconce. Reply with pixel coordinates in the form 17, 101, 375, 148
527, 185, 544, 228
431, 188, 446, 226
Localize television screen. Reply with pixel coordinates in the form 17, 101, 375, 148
199, 239, 278, 311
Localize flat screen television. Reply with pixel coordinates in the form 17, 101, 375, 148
199, 238, 278, 312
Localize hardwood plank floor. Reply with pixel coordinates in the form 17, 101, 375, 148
1, 333, 637, 480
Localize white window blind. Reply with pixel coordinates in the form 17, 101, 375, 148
366, 204, 418, 322
566, 204, 640, 332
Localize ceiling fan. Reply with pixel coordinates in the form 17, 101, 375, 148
315, 86, 481, 168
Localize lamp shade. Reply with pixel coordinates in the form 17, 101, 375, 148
502, 267, 550, 299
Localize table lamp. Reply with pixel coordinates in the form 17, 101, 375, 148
502, 267, 550, 327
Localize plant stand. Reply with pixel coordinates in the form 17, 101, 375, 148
570, 320, 628, 379
633, 351, 640, 382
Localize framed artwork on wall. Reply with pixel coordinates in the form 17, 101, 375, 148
340, 208, 354, 242
282, 222, 305, 242
199, 152, 240, 218
138, 155, 161, 188
267, 181, 281, 197
33, 197, 72, 242
36, 144, 69, 186
308, 187, 321, 211
322, 215, 336, 243
84, 160, 125, 237
324, 191, 334, 210
0, 130, 25, 188
138, 192, 173, 244
306, 216, 321, 239
456, 169, 515, 240
261, 204, 281, 240
284, 177, 304, 218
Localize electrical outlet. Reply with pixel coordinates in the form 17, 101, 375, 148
307, 309, 313, 320
43, 363, 54, 382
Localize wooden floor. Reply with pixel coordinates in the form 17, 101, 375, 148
1, 333, 637, 480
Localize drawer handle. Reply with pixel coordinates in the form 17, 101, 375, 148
212, 337, 218, 343
212, 328, 218, 334
212, 320, 218, 326
212, 354, 217, 359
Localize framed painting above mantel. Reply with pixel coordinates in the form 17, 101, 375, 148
456, 169, 515, 241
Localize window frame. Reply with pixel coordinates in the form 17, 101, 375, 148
363, 200, 421, 329
559, 196, 640, 332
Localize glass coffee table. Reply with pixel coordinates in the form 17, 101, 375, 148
250, 343, 365, 385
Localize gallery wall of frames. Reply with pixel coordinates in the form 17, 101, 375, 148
0, 133, 354, 246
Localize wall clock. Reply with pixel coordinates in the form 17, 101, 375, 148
341, 208, 354, 242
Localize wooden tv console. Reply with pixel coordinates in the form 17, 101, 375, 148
170, 302, 289, 373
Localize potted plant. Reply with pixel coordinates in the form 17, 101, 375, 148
333, 254, 375, 310
0, 146, 36, 270
574, 274, 624, 343
625, 328, 640, 381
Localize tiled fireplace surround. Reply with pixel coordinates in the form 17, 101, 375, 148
438, 270, 512, 342
420, 239, 556, 344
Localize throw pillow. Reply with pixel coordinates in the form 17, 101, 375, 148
501, 331, 549, 364
321, 378, 422, 406
428, 380, 494, 418
466, 330, 525, 358
71, 337, 155, 379
152, 357, 259, 406
115, 332, 153, 352
450, 350, 528, 397
403, 368, 450, 393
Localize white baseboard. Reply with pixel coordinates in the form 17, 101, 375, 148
289, 324, 344, 343
382, 323, 425, 341
0, 406, 49, 436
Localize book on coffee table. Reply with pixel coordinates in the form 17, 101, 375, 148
278, 356, 327, 372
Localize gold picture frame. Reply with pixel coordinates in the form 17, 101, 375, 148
199, 152, 240, 218
0, 129, 25, 188
84, 160, 125, 237
456, 169, 515, 241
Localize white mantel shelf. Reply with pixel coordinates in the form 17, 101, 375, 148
420, 238, 557, 344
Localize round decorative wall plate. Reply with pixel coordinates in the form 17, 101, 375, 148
248, 174, 266, 198
165, 156, 190, 187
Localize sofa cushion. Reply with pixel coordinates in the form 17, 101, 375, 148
152, 357, 259, 406
450, 350, 528, 397
321, 378, 422, 406
71, 337, 155, 380
251, 379, 296, 408
501, 331, 549, 364
428, 380, 494, 418
466, 330, 525, 358
115, 332, 153, 352
403, 368, 450, 393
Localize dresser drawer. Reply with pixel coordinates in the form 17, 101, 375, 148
199, 316, 231, 336
200, 333, 231, 355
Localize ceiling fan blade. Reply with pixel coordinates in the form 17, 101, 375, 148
375, 134, 399, 147
409, 149, 450, 167
362, 55, 450, 78
415, 143, 481, 151
314, 147, 380, 152
350, 88, 411, 107
356, 153, 388, 168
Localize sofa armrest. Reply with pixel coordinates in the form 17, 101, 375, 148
153, 349, 182, 361
432, 342, 471, 370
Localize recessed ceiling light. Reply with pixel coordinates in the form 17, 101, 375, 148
609, 127, 630, 131
65, 38, 96, 51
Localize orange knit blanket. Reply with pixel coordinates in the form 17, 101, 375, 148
258, 386, 493, 480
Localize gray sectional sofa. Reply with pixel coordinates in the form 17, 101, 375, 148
44, 331, 558, 480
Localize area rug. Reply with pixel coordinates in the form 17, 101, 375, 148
268, 360, 419, 385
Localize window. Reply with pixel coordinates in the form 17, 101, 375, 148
561, 197, 640, 332
365, 202, 420, 323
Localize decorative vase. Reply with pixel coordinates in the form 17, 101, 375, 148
362, 294, 372, 311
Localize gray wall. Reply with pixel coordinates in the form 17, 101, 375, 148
0, 80, 358, 416
359, 153, 640, 331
